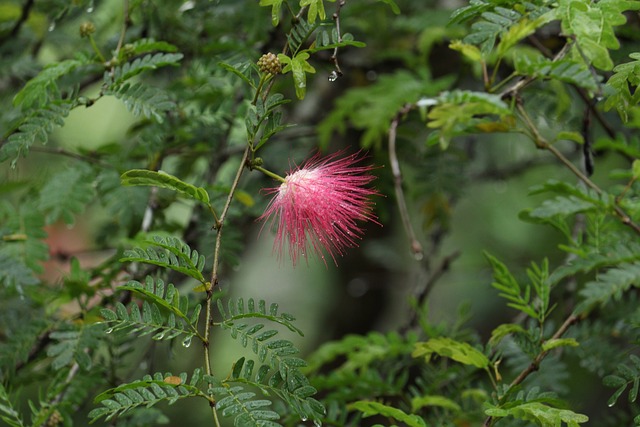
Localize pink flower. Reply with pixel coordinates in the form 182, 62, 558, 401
259, 152, 380, 266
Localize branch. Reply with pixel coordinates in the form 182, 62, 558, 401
329, 0, 347, 80
388, 104, 423, 259
30, 146, 113, 169
114, 0, 131, 60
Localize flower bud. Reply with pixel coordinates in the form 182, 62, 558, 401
257, 52, 282, 75
79, 21, 96, 38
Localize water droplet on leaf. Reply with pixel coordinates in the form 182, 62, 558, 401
182, 336, 192, 348
328, 71, 338, 82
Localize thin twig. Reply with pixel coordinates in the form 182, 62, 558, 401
30, 146, 112, 168
202, 147, 250, 426
389, 104, 424, 259
329, 0, 346, 79
114, 0, 130, 59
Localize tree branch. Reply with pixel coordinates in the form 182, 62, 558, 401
389, 104, 423, 259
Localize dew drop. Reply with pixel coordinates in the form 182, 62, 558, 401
608, 402, 615, 407
86, 6, 94, 12
328, 71, 338, 82
300, 417, 308, 422
48, 22, 56, 32
182, 336, 192, 348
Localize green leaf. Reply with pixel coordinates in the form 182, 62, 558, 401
541, 338, 579, 352
556, 131, 585, 144
285, 16, 319, 54
513, 55, 600, 92
413, 337, 489, 369
305, 331, 416, 377
100, 291, 201, 343
496, 17, 545, 57
90, 371, 205, 422
485, 252, 539, 319
577, 262, 640, 312
549, 241, 640, 286
604, 355, 640, 407
1, 101, 72, 165
211, 384, 281, 426
121, 169, 210, 206
427, 90, 513, 149
348, 401, 427, 427
300, 0, 326, 24
104, 82, 175, 122
117, 38, 179, 60
111, 276, 203, 342
0, 253, 39, 293
278, 52, 316, 100
546, 0, 640, 71
449, 40, 483, 62
449, 0, 494, 25
38, 165, 95, 225
411, 395, 461, 413
488, 323, 527, 348
529, 195, 600, 220
376, 0, 400, 14
259, 0, 283, 26
0, 383, 25, 427
120, 235, 207, 283
47, 325, 102, 370
216, 355, 323, 424
463, 6, 522, 54
485, 401, 588, 426
632, 159, 640, 180
217, 297, 303, 336
13, 59, 84, 109
108, 53, 183, 85
218, 61, 257, 89
604, 53, 640, 122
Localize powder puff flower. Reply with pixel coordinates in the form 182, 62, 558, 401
259, 152, 380, 266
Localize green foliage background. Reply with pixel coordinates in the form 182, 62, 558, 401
2, 0, 640, 426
